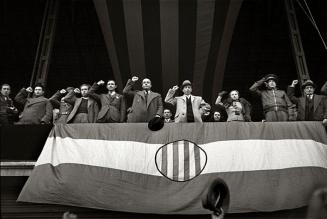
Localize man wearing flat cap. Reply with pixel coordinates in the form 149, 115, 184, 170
165, 80, 209, 123
250, 74, 293, 121
287, 79, 327, 125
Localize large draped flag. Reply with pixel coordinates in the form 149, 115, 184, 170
18, 122, 327, 214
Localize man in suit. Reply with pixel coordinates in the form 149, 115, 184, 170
123, 76, 163, 122
165, 80, 209, 123
163, 108, 174, 123
65, 84, 99, 123
49, 87, 74, 124
88, 80, 126, 123
15, 84, 52, 124
0, 84, 18, 125
288, 80, 327, 125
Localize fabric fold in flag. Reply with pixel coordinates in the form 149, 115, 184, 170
18, 122, 327, 214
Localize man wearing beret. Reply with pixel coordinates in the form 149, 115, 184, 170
249, 74, 293, 121
287, 79, 327, 125
123, 76, 163, 122
165, 80, 209, 123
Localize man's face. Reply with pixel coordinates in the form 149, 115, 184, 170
142, 79, 152, 90
304, 85, 315, 96
1, 85, 11, 96
183, 85, 192, 95
34, 86, 44, 97
107, 80, 117, 91
213, 111, 221, 121
267, 79, 276, 88
163, 109, 172, 119
80, 85, 89, 97
230, 91, 239, 100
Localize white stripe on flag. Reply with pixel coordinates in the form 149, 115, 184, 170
189, 143, 196, 178
178, 140, 184, 181
167, 142, 174, 179
36, 137, 327, 176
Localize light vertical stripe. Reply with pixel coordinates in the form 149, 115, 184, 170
178, 141, 184, 181
156, 146, 162, 171
211, 0, 243, 100
192, 0, 215, 96
122, 0, 146, 79
189, 142, 196, 178
93, 0, 123, 90
166, 142, 174, 179
159, 0, 179, 94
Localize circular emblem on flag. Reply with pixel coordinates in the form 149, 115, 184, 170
155, 140, 207, 182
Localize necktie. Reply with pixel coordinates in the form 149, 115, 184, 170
145, 91, 148, 105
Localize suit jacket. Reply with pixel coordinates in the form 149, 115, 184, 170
287, 86, 327, 121
165, 89, 207, 123
65, 90, 99, 123
0, 94, 18, 124
123, 79, 163, 122
49, 91, 73, 124
15, 88, 53, 124
88, 83, 126, 122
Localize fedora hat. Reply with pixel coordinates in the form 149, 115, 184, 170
148, 116, 164, 131
264, 74, 278, 82
181, 80, 192, 89
301, 80, 316, 89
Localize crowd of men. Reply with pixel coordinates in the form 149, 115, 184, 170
1, 74, 327, 126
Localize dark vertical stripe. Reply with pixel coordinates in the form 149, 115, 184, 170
161, 145, 167, 175
160, 0, 179, 94
122, 0, 146, 80
192, 0, 215, 96
179, 0, 197, 84
107, 0, 131, 86
141, 0, 163, 93
93, 0, 123, 91
193, 143, 201, 175
184, 141, 190, 181
173, 141, 179, 181
211, 0, 243, 101
202, 0, 230, 102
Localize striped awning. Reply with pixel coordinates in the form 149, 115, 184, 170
93, 0, 243, 103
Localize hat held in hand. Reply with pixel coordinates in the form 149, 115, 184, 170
148, 116, 164, 131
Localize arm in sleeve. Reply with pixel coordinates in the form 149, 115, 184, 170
120, 95, 126, 122
41, 100, 53, 124
164, 89, 177, 106
122, 79, 136, 96
14, 88, 28, 106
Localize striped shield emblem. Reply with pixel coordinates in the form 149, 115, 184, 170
155, 140, 207, 182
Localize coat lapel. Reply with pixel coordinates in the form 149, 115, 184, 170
313, 95, 321, 113
27, 96, 46, 106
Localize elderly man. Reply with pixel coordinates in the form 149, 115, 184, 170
65, 84, 99, 123
287, 80, 327, 125
249, 74, 293, 121
88, 80, 126, 123
15, 84, 52, 124
0, 84, 18, 125
123, 76, 163, 122
165, 80, 209, 123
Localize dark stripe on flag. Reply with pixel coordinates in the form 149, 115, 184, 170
184, 141, 190, 181
193, 143, 201, 175
173, 141, 179, 181
202, 0, 230, 102
159, 0, 179, 94
107, 0, 131, 84
192, 0, 215, 96
122, 0, 146, 79
141, 0, 163, 92
93, 0, 123, 90
161, 143, 167, 176
178, 0, 197, 84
